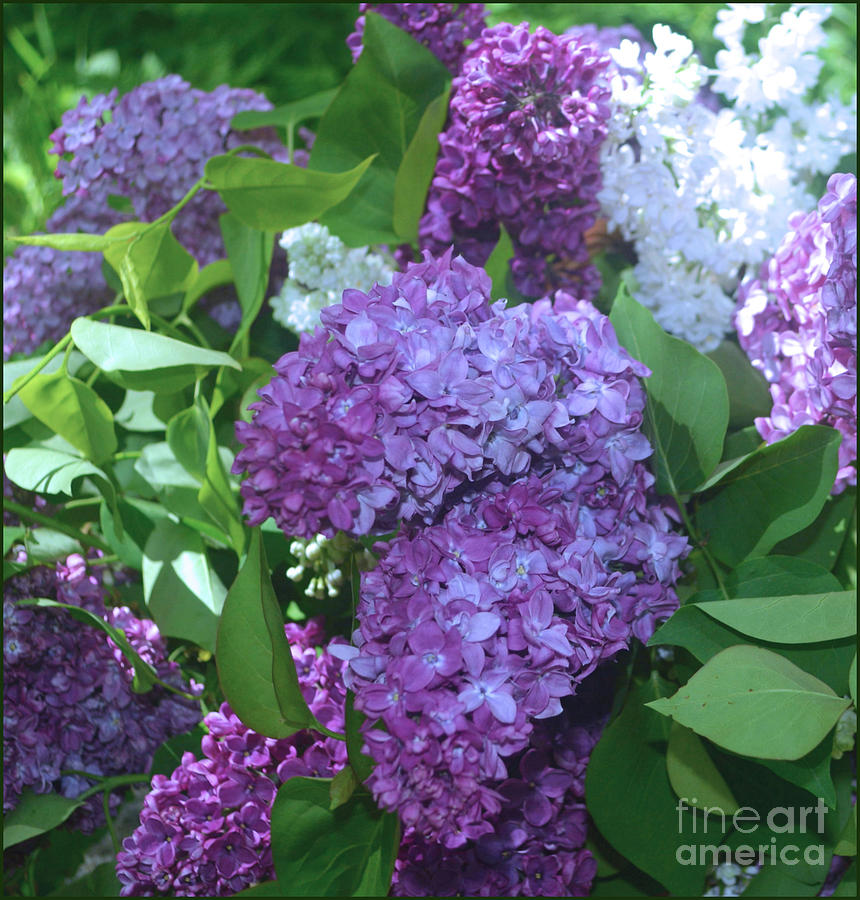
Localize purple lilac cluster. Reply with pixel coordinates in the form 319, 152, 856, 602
115, 619, 348, 897
337, 465, 685, 847
735, 173, 857, 493
235, 249, 665, 539
3, 554, 202, 832
392, 688, 608, 897
418, 24, 612, 299
3, 76, 286, 357
347, 3, 487, 74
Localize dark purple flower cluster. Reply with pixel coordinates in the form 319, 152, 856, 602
391, 677, 612, 897
4, 76, 287, 357
418, 23, 612, 299
235, 249, 663, 539
337, 465, 685, 846
735, 173, 857, 493
3, 554, 202, 832
347, 3, 487, 74
115, 619, 348, 897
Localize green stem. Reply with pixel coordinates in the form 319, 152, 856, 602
315, 723, 347, 742
104, 791, 120, 856
3, 334, 72, 403
63, 496, 103, 510
150, 175, 207, 228
675, 494, 729, 601
3, 500, 110, 552
174, 312, 211, 349
113, 450, 142, 461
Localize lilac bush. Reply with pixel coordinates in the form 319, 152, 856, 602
115, 619, 347, 896
347, 3, 487, 73
3, 75, 287, 357
418, 24, 612, 299
3, 553, 202, 832
735, 172, 857, 492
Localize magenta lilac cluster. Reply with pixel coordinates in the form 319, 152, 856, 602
347, 3, 487, 73
235, 249, 665, 539
3, 76, 286, 357
115, 619, 348, 897
3, 554, 202, 832
392, 688, 608, 896
337, 464, 685, 847
418, 24, 612, 299
735, 173, 857, 493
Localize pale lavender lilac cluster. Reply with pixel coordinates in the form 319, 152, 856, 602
391, 679, 612, 896
115, 619, 348, 897
3, 75, 286, 357
338, 464, 685, 847
418, 24, 612, 299
735, 173, 857, 493
3, 554, 202, 832
347, 3, 487, 73
235, 249, 664, 539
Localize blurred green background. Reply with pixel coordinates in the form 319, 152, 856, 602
4, 3, 856, 252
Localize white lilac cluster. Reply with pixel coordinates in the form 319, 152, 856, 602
704, 862, 761, 897
286, 532, 375, 600
598, 5, 856, 352
269, 223, 395, 334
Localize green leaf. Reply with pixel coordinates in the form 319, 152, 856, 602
149, 725, 207, 777
666, 722, 738, 814
219, 212, 275, 352
761, 737, 837, 809
484, 224, 514, 302
345, 690, 375, 785
649, 605, 855, 695
198, 418, 245, 555
18, 370, 117, 464
3, 352, 86, 430
8, 231, 128, 251
835, 805, 856, 856
167, 403, 210, 483
695, 425, 842, 566
647, 645, 851, 760
392, 85, 450, 243
4, 445, 116, 513
270, 777, 400, 897
311, 11, 450, 246
234, 883, 287, 897
329, 765, 358, 810
850, 654, 857, 707
182, 258, 234, 313
3, 789, 82, 848
47, 861, 121, 897
103, 222, 198, 329
608, 281, 729, 495
586, 675, 710, 895
70, 318, 240, 394
772, 487, 856, 571
706, 339, 772, 428
216, 528, 315, 738
16, 597, 171, 695
204, 153, 376, 232
142, 519, 226, 652
693, 590, 856, 644
115, 390, 166, 432
231, 87, 338, 131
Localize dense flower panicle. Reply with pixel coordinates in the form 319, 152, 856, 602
234, 249, 665, 539
270, 223, 395, 335
116, 620, 348, 897
735, 172, 857, 493
3, 76, 287, 358
338, 464, 685, 846
419, 24, 612, 299
391, 676, 613, 896
599, 8, 856, 351
3, 555, 201, 831
347, 3, 487, 73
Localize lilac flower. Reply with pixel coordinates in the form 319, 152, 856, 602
3, 554, 201, 832
347, 3, 487, 73
4, 76, 287, 358
419, 24, 612, 299
116, 619, 348, 896
736, 173, 857, 493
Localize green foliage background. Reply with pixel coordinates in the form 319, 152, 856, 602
6, 3, 855, 252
